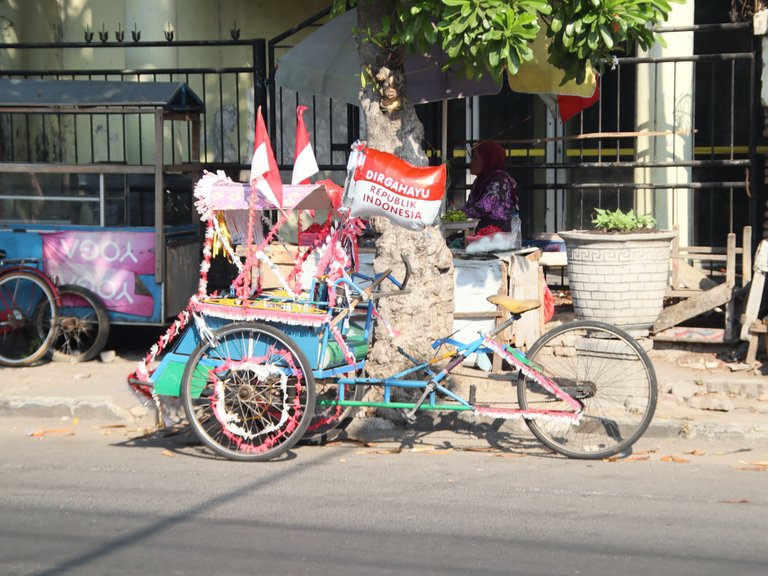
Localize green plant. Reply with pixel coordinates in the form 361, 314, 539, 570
592, 208, 657, 232
441, 209, 467, 223
546, 0, 683, 84
333, 0, 681, 85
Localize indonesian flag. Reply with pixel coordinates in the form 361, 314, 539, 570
250, 105, 283, 208
291, 105, 319, 185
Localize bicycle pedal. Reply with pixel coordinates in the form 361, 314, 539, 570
401, 410, 417, 424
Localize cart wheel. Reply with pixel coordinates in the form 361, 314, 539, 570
51, 285, 110, 363
302, 375, 365, 445
181, 322, 316, 461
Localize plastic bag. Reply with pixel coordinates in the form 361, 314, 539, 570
542, 283, 555, 323
509, 212, 522, 250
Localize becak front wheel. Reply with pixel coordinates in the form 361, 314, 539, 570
181, 322, 316, 461
302, 374, 365, 445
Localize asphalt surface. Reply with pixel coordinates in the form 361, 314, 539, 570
2, 412, 767, 576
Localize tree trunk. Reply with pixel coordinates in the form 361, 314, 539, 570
356, 0, 454, 377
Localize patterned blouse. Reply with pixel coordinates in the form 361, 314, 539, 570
465, 170, 518, 231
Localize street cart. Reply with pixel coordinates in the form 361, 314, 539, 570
0, 79, 204, 361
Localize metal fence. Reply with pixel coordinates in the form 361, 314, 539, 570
450, 22, 760, 248
0, 38, 267, 175
1, 17, 762, 247
266, 14, 761, 247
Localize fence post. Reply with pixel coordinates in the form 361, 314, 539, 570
253, 38, 268, 136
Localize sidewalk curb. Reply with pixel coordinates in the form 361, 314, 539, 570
701, 378, 767, 398
0, 395, 150, 423
645, 418, 768, 441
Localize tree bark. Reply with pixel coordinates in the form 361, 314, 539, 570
356, 0, 454, 376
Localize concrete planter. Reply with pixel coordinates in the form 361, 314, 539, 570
559, 229, 677, 336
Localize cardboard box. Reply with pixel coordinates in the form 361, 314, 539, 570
237, 243, 318, 290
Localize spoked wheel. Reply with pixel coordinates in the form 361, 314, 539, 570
51, 284, 110, 363
0, 270, 57, 367
517, 320, 658, 460
302, 375, 365, 445
181, 322, 316, 461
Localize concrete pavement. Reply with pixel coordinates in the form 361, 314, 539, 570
0, 355, 155, 426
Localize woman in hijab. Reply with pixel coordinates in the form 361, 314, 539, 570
464, 141, 518, 232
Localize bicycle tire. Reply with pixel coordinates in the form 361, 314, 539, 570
517, 320, 658, 460
181, 322, 316, 461
301, 375, 365, 445
51, 284, 110, 363
0, 270, 58, 367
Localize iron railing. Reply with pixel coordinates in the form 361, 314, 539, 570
0, 18, 762, 247
0, 39, 267, 174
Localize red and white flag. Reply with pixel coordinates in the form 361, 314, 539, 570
558, 76, 600, 123
250, 105, 283, 208
291, 105, 319, 185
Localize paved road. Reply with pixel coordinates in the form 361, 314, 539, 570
1, 419, 766, 576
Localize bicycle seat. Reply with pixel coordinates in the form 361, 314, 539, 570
487, 295, 541, 314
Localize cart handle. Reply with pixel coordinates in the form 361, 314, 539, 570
372, 254, 411, 297
330, 268, 391, 328
399, 255, 411, 291
329, 254, 411, 328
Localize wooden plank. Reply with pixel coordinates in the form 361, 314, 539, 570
726, 233, 736, 286
674, 254, 730, 262
492, 259, 510, 373
671, 260, 718, 290
745, 335, 760, 364
653, 282, 732, 333
742, 226, 753, 287
670, 226, 680, 288
453, 312, 501, 319
506, 250, 542, 352
739, 239, 768, 341
652, 327, 726, 343
724, 233, 737, 341
675, 246, 729, 254
665, 288, 717, 298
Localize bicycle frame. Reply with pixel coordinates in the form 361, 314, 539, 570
327, 319, 583, 425
0, 259, 61, 302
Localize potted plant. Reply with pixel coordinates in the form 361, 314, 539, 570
559, 209, 677, 336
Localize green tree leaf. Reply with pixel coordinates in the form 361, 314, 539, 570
332, 0, 681, 93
